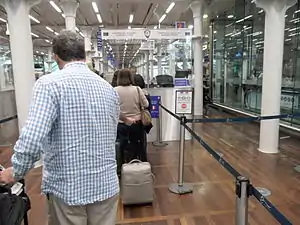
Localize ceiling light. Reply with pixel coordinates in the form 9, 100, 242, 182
96, 14, 102, 23
45, 40, 50, 43
49, 1, 62, 13
203, 14, 208, 19
41, 52, 45, 55
166, 2, 175, 14
79, 32, 84, 37
75, 27, 79, 32
31, 33, 39, 38
54, 32, 59, 35
129, 13, 134, 23
227, 15, 234, 18
258, 9, 264, 14
154, 25, 157, 29
128, 26, 131, 29
46, 26, 54, 32
0, 17, 6, 23
29, 15, 40, 23
62, 14, 65, 18
188, 25, 194, 29
92, 2, 99, 13
159, 14, 166, 23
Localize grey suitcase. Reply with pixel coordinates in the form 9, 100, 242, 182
121, 159, 154, 205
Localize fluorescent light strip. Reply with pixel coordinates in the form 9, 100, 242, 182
46, 26, 54, 32
54, 32, 59, 35
258, 9, 264, 14
92, 2, 99, 13
0, 17, 6, 23
128, 26, 131, 29
96, 14, 102, 23
75, 27, 79, 32
227, 15, 234, 18
49, 1, 62, 13
159, 14, 166, 23
129, 14, 134, 23
62, 14, 65, 18
45, 40, 50, 43
165, 2, 175, 14
29, 15, 40, 23
31, 32, 39, 38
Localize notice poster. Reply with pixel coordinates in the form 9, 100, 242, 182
175, 90, 193, 115
150, 96, 161, 118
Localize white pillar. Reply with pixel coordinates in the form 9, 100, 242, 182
144, 51, 150, 88
149, 50, 154, 81
157, 45, 162, 75
190, 0, 204, 116
82, 27, 93, 64
60, 0, 79, 32
256, 0, 296, 154
47, 47, 53, 73
1, 0, 41, 130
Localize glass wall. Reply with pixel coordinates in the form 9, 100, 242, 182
0, 41, 13, 91
211, 0, 300, 128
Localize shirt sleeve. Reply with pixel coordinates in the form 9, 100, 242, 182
11, 79, 57, 180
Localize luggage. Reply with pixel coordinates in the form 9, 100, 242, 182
121, 159, 154, 205
0, 180, 30, 225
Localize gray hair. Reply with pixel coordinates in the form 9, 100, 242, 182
52, 30, 85, 61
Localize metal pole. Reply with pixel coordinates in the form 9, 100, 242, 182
153, 99, 168, 147
235, 176, 249, 225
168, 116, 193, 195
191, 88, 195, 146
178, 116, 185, 185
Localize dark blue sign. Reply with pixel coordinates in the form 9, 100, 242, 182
174, 78, 189, 87
97, 29, 102, 51
150, 96, 160, 119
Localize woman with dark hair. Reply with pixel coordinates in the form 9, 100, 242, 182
114, 69, 149, 173
111, 70, 118, 87
134, 74, 152, 161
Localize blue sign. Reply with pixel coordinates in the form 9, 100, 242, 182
174, 78, 189, 87
97, 29, 102, 51
150, 96, 160, 119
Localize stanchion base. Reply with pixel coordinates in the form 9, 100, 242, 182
168, 183, 193, 195
152, 142, 168, 147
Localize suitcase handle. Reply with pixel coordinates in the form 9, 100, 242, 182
128, 159, 143, 164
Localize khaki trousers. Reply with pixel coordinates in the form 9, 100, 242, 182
47, 194, 119, 225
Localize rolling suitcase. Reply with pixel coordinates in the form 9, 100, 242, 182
121, 159, 154, 205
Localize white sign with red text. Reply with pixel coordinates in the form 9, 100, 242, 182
175, 90, 193, 115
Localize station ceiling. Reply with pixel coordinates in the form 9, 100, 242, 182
0, 0, 234, 64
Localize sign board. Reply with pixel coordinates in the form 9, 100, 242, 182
175, 90, 193, 115
96, 28, 102, 51
174, 78, 190, 87
150, 96, 160, 118
140, 40, 155, 50
281, 94, 298, 109
175, 21, 186, 29
101, 28, 192, 40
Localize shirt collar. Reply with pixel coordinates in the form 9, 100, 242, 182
63, 61, 87, 69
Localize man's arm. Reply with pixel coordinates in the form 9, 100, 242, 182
11, 79, 57, 181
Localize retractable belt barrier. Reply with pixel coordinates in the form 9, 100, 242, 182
185, 113, 300, 124
159, 103, 293, 225
0, 115, 17, 124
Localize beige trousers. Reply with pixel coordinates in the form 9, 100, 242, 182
47, 194, 119, 225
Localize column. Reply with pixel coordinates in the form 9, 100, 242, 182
149, 50, 154, 81
92, 40, 100, 72
256, 0, 296, 154
82, 27, 93, 65
144, 51, 150, 88
157, 45, 162, 75
60, 0, 79, 32
47, 47, 53, 73
190, 0, 204, 116
1, 0, 41, 130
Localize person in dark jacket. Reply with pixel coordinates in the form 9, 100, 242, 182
134, 74, 152, 162
111, 70, 118, 87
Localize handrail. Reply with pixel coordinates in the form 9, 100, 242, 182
0, 115, 17, 124
159, 103, 293, 225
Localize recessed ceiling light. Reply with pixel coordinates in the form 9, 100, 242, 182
227, 15, 234, 18
0, 18, 6, 23
92, 2, 99, 13
49, 1, 62, 13
203, 14, 208, 19
29, 15, 40, 23
96, 14, 102, 23
46, 26, 54, 32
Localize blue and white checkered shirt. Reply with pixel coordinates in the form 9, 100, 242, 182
11, 62, 120, 205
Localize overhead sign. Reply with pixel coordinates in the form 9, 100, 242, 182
174, 78, 190, 87
96, 28, 102, 51
101, 28, 192, 40
140, 40, 155, 50
175, 21, 186, 29
150, 96, 160, 119
175, 90, 193, 115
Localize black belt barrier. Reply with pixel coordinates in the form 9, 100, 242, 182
0, 115, 17, 124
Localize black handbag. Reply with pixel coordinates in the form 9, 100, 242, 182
0, 181, 30, 225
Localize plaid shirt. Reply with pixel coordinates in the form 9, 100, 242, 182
11, 62, 120, 205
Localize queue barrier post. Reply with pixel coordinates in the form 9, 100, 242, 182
168, 116, 193, 194
153, 99, 168, 147
235, 176, 250, 225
